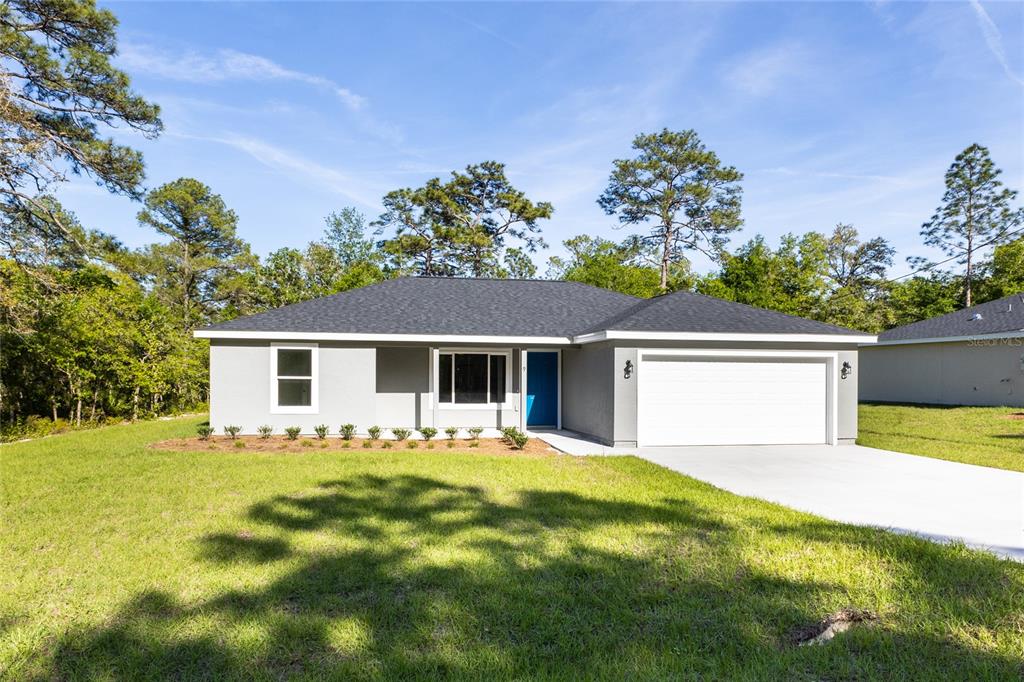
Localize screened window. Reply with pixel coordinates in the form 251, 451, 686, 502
272, 345, 317, 412
438, 352, 507, 405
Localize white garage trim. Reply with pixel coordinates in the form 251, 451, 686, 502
636, 348, 839, 447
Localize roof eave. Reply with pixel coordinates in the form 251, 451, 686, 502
192, 329, 573, 345
866, 329, 1024, 347
574, 330, 876, 344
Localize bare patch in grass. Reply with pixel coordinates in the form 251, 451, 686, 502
790, 608, 878, 646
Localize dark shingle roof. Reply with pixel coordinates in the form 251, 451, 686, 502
585, 290, 870, 336
202, 277, 640, 337
200, 277, 869, 338
878, 293, 1024, 342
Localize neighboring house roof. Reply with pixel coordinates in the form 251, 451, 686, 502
196, 277, 872, 342
877, 292, 1024, 344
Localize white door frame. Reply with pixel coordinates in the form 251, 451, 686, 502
523, 348, 562, 430
636, 348, 839, 447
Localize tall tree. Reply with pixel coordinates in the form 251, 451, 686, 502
446, 161, 553, 276
0, 0, 161, 242
825, 223, 894, 291
919, 144, 1023, 307
374, 181, 461, 276
135, 178, 248, 329
374, 163, 552, 277
698, 233, 829, 320
980, 238, 1024, 302
598, 129, 743, 291
547, 235, 672, 298
323, 207, 376, 267
501, 248, 537, 279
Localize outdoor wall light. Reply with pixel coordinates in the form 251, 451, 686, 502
624, 360, 633, 379
841, 361, 852, 380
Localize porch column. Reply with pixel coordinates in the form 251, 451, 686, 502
430, 347, 439, 428
520, 349, 528, 431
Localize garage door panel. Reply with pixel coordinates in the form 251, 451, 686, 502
638, 356, 828, 446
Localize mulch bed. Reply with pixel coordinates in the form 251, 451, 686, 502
152, 435, 560, 457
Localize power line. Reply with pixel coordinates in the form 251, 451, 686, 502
829, 223, 1024, 305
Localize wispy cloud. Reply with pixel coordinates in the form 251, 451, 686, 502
169, 131, 385, 209
119, 43, 367, 111
722, 43, 809, 97
968, 0, 1024, 88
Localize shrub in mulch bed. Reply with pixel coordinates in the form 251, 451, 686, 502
152, 435, 555, 456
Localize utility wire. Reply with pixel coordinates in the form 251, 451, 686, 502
828, 223, 1024, 305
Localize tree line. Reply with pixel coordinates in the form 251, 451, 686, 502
1, 0, 1021, 438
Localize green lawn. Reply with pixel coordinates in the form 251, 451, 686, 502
2, 417, 1022, 680
858, 403, 1024, 472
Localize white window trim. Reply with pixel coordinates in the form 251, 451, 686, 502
269, 342, 319, 414
437, 349, 512, 410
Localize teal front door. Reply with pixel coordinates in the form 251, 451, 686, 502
526, 352, 558, 427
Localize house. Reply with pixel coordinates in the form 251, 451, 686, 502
860, 292, 1024, 407
194, 277, 874, 446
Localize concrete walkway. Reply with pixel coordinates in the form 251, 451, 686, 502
532, 431, 1024, 561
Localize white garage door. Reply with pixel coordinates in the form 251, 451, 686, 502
638, 355, 829, 446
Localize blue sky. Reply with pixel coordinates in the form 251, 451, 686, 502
62, 1, 1023, 275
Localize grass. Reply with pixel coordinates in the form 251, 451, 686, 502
2, 417, 1022, 680
858, 403, 1024, 472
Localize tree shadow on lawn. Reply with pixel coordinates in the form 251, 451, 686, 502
43, 474, 1022, 680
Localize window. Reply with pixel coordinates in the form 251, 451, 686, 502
271, 344, 318, 413
438, 352, 507, 406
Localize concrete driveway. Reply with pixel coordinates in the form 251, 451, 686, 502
531, 431, 1024, 561
638, 444, 1024, 561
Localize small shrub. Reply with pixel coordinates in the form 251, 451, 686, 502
285, 427, 301, 441
320, 441, 329, 448
314, 424, 329, 440
469, 441, 479, 448
301, 439, 314, 448
426, 442, 434, 449
418, 427, 437, 441
508, 429, 529, 450
468, 427, 484, 440
391, 427, 411, 441
367, 425, 382, 440
339, 424, 356, 440
223, 425, 242, 439
234, 440, 246, 449
407, 441, 417, 449
382, 441, 393, 449
256, 425, 273, 439
197, 425, 214, 441
362, 440, 373, 449
444, 427, 459, 441
446, 441, 454, 449
499, 426, 518, 444
342, 441, 351, 449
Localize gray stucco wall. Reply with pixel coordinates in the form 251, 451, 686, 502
209, 340, 524, 435
837, 350, 858, 442
613, 347, 638, 446
860, 340, 1024, 406
375, 347, 429, 428
561, 344, 615, 444
210, 340, 376, 434
209, 337, 863, 442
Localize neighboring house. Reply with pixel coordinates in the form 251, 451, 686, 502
194, 277, 873, 446
860, 292, 1024, 407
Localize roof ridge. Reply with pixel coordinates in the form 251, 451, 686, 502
582, 288, 868, 336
